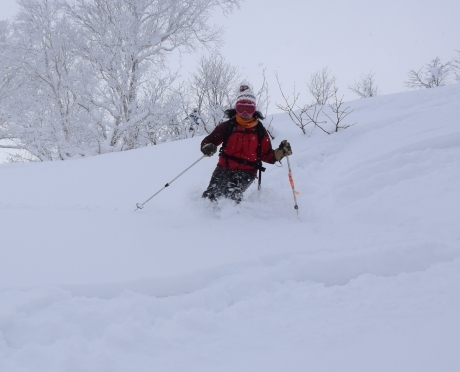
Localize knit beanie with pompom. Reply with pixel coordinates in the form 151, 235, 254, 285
235, 85, 257, 106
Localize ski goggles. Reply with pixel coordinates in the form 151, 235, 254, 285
235, 102, 256, 117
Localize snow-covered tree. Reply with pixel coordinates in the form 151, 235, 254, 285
349, 71, 380, 98
185, 56, 271, 135
0, 20, 11, 109
0, 0, 241, 161
63, 0, 240, 152
0, 20, 12, 153
0, 20, 9, 42
0, 0, 93, 161
453, 50, 460, 82
187, 52, 241, 132
405, 57, 452, 89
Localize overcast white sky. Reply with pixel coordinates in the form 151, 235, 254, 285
1, 0, 459, 114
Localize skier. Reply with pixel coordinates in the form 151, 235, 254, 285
186, 108, 202, 131
200, 84, 292, 203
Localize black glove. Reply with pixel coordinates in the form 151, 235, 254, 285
274, 140, 292, 161
201, 143, 217, 157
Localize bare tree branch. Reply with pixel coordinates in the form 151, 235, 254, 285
405, 57, 453, 89
307, 67, 336, 105
275, 72, 328, 135
349, 71, 380, 98
323, 87, 356, 133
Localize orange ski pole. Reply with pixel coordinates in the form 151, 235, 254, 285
286, 155, 299, 217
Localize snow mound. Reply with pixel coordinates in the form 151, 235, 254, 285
1, 85, 460, 371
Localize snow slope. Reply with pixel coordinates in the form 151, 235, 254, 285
1, 85, 460, 371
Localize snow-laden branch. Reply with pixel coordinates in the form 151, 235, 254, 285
0, 0, 241, 160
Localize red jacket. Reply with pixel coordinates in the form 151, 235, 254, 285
201, 118, 277, 173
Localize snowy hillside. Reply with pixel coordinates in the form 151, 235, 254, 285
1, 85, 460, 371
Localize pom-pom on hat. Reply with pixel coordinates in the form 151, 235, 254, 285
235, 84, 257, 105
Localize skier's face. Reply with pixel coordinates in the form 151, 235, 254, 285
236, 100, 256, 120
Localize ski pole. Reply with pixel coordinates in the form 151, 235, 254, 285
135, 155, 205, 211
286, 155, 299, 217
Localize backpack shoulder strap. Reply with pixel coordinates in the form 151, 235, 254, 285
255, 122, 267, 158
221, 118, 236, 151
255, 121, 267, 190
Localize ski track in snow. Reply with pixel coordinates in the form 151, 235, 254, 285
1, 85, 460, 371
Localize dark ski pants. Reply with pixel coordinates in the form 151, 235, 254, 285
202, 166, 255, 203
